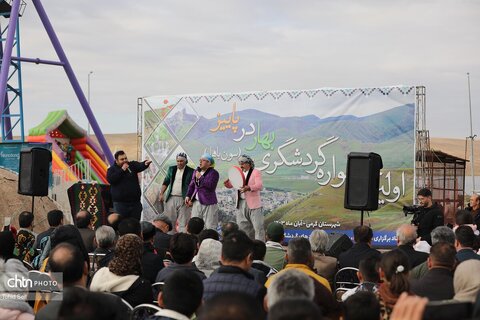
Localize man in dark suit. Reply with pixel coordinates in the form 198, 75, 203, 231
396, 224, 429, 269
455, 225, 480, 263
338, 226, 380, 269
159, 153, 194, 233
411, 242, 456, 300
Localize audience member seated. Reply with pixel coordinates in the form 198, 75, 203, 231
411, 242, 456, 300
309, 229, 337, 283
36, 242, 89, 320
90, 234, 153, 307
152, 214, 173, 255
37, 242, 131, 320
396, 224, 429, 269
195, 238, 222, 277
75, 210, 96, 253
148, 270, 203, 320
57, 286, 130, 320
198, 229, 220, 244
187, 217, 205, 236
221, 221, 239, 239
107, 212, 123, 233
266, 237, 330, 292
377, 249, 411, 319
39, 225, 90, 272
203, 231, 266, 303
343, 291, 380, 320
143, 223, 166, 278
410, 226, 455, 280
267, 298, 322, 320
264, 222, 286, 271
33, 209, 63, 255
455, 225, 480, 263
251, 239, 276, 280
265, 269, 314, 311
14, 211, 36, 263
155, 233, 206, 285
198, 292, 264, 320
338, 226, 380, 269
92, 225, 116, 269
453, 209, 479, 235
0, 231, 33, 320
341, 256, 380, 302
453, 259, 480, 302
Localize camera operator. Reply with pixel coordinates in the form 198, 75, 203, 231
415, 188, 444, 245
468, 193, 480, 230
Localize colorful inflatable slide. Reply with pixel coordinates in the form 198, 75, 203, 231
27, 110, 109, 183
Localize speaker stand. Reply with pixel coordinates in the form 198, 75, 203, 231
31, 196, 35, 215
360, 210, 364, 226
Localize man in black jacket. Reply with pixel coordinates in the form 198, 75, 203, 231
338, 226, 380, 269
106, 150, 151, 220
415, 188, 444, 245
411, 242, 456, 300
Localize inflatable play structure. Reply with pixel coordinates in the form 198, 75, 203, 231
27, 110, 108, 183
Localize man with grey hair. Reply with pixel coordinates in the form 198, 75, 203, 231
265, 237, 331, 292
93, 225, 116, 268
224, 154, 264, 240
159, 152, 194, 232
396, 224, 428, 269
411, 226, 455, 280
309, 229, 337, 283
265, 268, 315, 310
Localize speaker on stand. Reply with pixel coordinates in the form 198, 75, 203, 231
18, 147, 52, 214
344, 152, 383, 225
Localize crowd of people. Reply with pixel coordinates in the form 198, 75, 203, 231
0, 149, 480, 319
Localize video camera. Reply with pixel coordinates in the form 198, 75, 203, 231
402, 205, 424, 226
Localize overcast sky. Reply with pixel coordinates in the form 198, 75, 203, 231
12, 0, 479, 138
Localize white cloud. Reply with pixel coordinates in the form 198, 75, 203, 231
4, 0, 478, 139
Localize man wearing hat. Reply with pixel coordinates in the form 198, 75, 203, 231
224, 154, 265, 240
159, 153, 194, 232
185, 153, 219, 230
264, 222, 287, 271
152, 214, 173, 254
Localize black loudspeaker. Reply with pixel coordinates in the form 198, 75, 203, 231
326, 233, 353, 258
18, 147, 52, 196
344, 152, 383, 211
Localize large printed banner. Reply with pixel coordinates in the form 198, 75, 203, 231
141, 86, 417, 246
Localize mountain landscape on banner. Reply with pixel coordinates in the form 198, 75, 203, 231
164, 103, 415, 174
173, 103, 415, 144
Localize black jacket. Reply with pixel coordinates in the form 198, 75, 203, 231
416, 203, 444, 244
398, 244, 429, 269
338, 242, 381, 269
107, 161, 149, 203
411, 267, 454, 301
142, 242, 165, 284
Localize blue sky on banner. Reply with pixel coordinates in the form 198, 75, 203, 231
17, 0, 479, 138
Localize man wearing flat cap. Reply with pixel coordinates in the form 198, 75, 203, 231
159, 152, 194, 232
185, 153, 219, 230
224, 154, 265, 240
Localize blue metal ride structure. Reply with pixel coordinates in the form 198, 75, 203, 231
0, 0, 113, 163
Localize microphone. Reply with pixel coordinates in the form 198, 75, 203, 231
127, 167, 132, 174
197, 166, 201, 171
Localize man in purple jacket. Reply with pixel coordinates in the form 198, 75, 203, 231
185, 153, 219, 230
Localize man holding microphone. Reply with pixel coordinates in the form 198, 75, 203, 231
107, 150, 152, 220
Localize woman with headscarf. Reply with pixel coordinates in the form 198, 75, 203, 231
195, 238, 222, 277
453, 259, 480, 303
0, 231, 34, 319
89, 234, 153, 307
